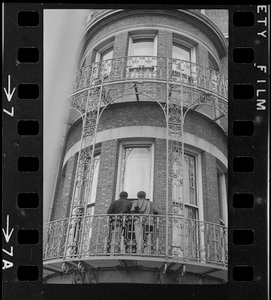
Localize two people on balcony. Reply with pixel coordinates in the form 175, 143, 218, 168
107, 191, 158, 255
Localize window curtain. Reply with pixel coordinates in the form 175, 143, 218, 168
121, 147, 151, 199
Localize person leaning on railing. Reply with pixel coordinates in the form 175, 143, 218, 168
131, 191, 159, 254
107, 191, 134, 254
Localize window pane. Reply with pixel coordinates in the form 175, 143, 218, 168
217, 171, 224, 221
120, 147, 151, 198
88, 155, 100, 205
172, 44, 191, 61
101, 47, 113, 61
172, 152, 197, 206
131, 40, 154, 56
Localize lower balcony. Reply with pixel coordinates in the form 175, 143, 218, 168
43, 214, 228, 283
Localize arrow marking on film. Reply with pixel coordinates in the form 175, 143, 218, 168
2, 215, 14, 243
4, 75, 16, 102
3, 107, 14, 117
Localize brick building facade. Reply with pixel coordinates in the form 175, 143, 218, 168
44, 9, 228, 284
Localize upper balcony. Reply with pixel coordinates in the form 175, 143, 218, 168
73, 56, 228, 101
70, 56, 228, 133
43, 214, 228, 282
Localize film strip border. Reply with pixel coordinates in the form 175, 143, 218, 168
2, 4, 269, 300
229, 5, 269, 298
2, 3, 42, 288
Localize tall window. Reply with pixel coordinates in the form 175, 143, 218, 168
217, 170, 227, 226
127, 32, 157, 78
172, 43, 193, 82
208, 53, 219, 93
86, 154, 101, 216
172, 151, 198, 219
117, 142, 153, 200
94, 43, 114, 79
171, 151, 199, 259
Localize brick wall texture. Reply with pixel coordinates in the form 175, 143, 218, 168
94, 140, 119, 214
205, 10, 229, 37
51, 153, 78, 221
55, 104, 226, 221
65, 102, 227, 158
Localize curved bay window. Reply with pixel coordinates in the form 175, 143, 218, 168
117, 141, 153, 200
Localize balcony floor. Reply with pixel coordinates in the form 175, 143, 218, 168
43, 255, 227, 282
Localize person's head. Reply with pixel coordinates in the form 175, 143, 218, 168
120, 191, 128, 199
137, 191, 146, 199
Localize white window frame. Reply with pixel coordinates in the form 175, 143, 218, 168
115, 139, 154, 202
171, 147, 203, 222
171, 147, 204, 260
95, 44, 114, 63
128, 34, 158, 57
86, 150, 101, 215
217, 166, 228, 227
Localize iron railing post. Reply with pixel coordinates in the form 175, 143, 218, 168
78, 59, 106, 258
166, 57, 170, 259
63, 62, 94, 259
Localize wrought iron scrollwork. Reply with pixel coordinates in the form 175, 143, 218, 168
60, 55, 228, 265
44, 215, 228, 267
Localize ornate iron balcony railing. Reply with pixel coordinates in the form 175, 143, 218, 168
43, 214, 228, 267
73, 56, 228, 100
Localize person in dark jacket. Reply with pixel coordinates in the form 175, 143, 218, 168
107, 192, 135, 253
107, 191, 131, 214
131, 191, 158, 254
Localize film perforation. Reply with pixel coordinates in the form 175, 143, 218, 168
18, 84, 39, 99
232, 193, 254, 209
17, 266, 39, 281
232, 265, 254, 281
233, 48, 254, 63
17, 193, 39, 208
17, 47, 39, 63
233, 12, 254, 27
17, 157, 39, 172
18, 11, 39, 27
233, 157, 254, 172
233, 120, 254, 136
18, 229, 39, 244
233, 84, 254, 99
232, 229, 254, 245
18, 120, 39, 135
